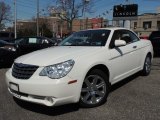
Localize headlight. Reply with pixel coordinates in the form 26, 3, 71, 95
39, 59, 75, 79
0, 46, 16, 51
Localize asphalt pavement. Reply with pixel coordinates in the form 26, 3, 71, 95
0, 58, 160, 120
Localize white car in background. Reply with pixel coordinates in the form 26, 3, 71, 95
6, 28, 153, 108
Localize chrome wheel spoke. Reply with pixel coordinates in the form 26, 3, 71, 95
83, 92, 90, 101
91, 94, 97, 104
84, 79, 92, 88
92, 76, 98, 86
81, 88, 89, 93
96, 82, 105, 89
96, 91, 105, 97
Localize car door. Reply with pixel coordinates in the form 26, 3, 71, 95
119, 30, 142, 73
108, 30, 142, 83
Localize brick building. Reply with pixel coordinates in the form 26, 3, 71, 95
131, 13, 160, 36
16, 17, 106, 37
16, 20, 36, 31
72, 18, 106, 32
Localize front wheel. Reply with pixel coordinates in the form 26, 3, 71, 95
79, 69, 110, 108
141, 55, 152, 76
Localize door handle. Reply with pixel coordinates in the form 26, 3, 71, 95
133, 46, 137, 49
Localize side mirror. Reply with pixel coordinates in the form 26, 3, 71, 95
115, 40, 126, 47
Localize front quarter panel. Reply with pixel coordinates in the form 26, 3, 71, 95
67, 48, 111, 101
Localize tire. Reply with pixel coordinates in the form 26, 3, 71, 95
141, 54, 152, 76
79, 69, 110, 108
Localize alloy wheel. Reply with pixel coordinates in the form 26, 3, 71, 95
145, 56, 151, 74
81, 75, 106, 105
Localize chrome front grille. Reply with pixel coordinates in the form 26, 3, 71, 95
12, 63, 39, 79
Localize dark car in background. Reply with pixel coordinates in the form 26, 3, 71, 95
15, 36, 56, 56
0, 40, 17, 66
149, 31, 160, 55
0, 36, 56, 67
0, 32, 14, 42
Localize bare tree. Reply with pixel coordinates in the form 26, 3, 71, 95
0, 2, 12, 29
48, 0, 93, 32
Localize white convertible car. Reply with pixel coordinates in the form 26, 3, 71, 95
6, 28, 153, 108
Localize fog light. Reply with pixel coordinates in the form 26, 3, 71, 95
45, 97, 54, 106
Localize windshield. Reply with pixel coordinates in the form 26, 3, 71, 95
59, 30, 110, 46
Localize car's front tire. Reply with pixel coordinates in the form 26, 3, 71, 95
141, 54, 152, 76
79, 69, 110, 108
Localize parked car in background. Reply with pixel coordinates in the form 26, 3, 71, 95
14, 36, 56, 56
149, 31, 160, 55
6, 28, 153, 108
0, 36, 56, 67
51, 37, 60, 45
0, 31, 14, 42
0, 40, 17, 66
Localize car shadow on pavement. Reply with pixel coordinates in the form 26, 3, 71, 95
13, 97, 79, 116
110, 72, 140, 92
152, 56, 160, 70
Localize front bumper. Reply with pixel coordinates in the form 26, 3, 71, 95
5, 68, 80, 106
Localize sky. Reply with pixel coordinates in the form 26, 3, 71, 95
3, 0, 160, 27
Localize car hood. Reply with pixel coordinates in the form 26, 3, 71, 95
15, 46, 103, 66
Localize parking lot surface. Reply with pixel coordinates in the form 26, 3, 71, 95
0, 58, 160, 120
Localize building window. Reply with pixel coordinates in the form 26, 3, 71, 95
157, 21, 160, 30
134, 22, 137, 29
143, 21, 152, 29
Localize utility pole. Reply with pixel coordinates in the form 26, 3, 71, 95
37, 0, 39, 36
14, 0, 17, 39
83, 0, 90, 30
83, 5, 86, 30
60, 20, 63, 38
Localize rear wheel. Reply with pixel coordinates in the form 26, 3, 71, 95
79, 69, 110, 108
142, 55, 151, 76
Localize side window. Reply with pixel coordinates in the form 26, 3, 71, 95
120, 31, 132, 44
128, 31, 140, 42
121, 30, 139, 44
15, 38, 28, 44
28, 38, 38, 44
109, 30, 140, 49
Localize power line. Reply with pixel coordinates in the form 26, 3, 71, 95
17, 9, 36, 15
16, 2, 36, 9
93, 0, 120, 17
17, 0, 37, 4
17, 0, 36, 6
94, 0, 120, 8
